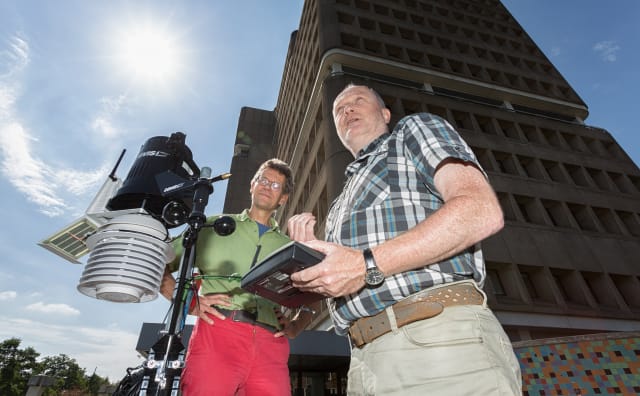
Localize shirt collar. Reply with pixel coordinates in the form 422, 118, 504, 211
345, 132, 391, 177
238, 208, 280, 231
356, 132, 391, 159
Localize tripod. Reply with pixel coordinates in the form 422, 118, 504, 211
135, 167, 232, 395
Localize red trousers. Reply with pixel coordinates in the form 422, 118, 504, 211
180, 314, 291, 396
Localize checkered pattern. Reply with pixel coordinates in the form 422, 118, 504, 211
324, 113, 487, 334
515, 334, 640, 395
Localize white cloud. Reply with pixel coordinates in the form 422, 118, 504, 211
58, 167, 108, 196
0, 290, 17, 300
0, 316, 141, 380
0, 35, 28, 119
0, 34, 108, 217
91, 116, 119, 138
92, 94, 131, 138
101, 94, 129, 114
0, 123, 69, 216
25, 301, 81, 316
0, 34, 30, 79
593, 40, 620, 62
0, 85, 16, 120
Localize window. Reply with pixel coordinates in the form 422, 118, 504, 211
518, 265, 556, 304
565, 164, 591, 188
551, 269, 589, 306
540, 199, 572, 228
517, 155, 544, 180
585, 167, 612, 191
562, 132, 587, 153
358, 17, 375, 30
497, 119, 520, 140
514, 195, 545, 225
609, 172, 636, 194
520, 124, 543, 144
582, 272, 619, 308
493, 152, 520, 176
486, 269, 506, 296
616, 211, 640, 236
591, 207, 623, 234
401, 99, 423, 114
540, 127, 566, 148
540, 160, 567, 183
450, 110, 473, 130
485, 261, 524, 303
567, 204, 598, 232
475, 115, 498, 135
609, 274, 640, 310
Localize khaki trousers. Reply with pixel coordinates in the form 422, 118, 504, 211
347, 303, 522, 395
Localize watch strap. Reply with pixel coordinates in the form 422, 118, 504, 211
363, 248, 376, 270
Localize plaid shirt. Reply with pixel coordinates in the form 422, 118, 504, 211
325, 113, 487, 335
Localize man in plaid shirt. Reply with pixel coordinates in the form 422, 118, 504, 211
288, 84, 521, 395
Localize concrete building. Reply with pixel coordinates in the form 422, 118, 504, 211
224, 0, 640, 392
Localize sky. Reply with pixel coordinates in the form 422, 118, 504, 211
0, 0, 638, 382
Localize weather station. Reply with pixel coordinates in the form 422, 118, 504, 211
38, 131, 232, 395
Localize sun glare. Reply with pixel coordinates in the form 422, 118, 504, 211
113, 24, 182, 86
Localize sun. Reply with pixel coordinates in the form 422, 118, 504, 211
112, 23, 183, 86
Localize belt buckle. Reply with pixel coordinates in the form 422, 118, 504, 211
235, 310, 256, 324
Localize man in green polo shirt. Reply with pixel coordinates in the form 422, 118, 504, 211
160, 158, 311, 396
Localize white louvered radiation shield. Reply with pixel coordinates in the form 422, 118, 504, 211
77, 214, 175, 303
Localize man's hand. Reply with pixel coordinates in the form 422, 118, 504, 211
287, 212, 317, 242
290, 240, 367, 297
190, 293, 233, 325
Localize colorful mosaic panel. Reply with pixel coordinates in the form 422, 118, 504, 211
514, 335, 640, 395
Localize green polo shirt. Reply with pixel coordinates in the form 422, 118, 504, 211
168, 209, 291, 329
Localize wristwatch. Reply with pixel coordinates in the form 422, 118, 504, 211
363, 248, 385, 286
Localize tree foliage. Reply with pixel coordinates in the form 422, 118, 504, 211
0, 338, 40, 396
0, 338, 113, 395
40, 354, 88, 393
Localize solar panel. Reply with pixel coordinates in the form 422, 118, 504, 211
38, 218, 99, 263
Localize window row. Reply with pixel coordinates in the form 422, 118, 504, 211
496, 192, 640, 237
337, 11, 558, 80
285, 109, 328, 228
339, 32, 573, 102
429, 0, 510, 23
486, 263, 640, 313
275, 11, 320, 159
341, 0, 513, 28
336, 0, 546, 62
390, 97, 625, 161
474, 148, 640, 195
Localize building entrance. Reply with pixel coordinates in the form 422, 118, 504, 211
289, 331, 350, 396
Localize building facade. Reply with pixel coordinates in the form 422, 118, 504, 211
225, 0, 640, 343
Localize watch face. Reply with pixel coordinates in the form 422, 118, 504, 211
365, 269, 385, 286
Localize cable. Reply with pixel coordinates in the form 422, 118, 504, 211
112, 365, 144, 396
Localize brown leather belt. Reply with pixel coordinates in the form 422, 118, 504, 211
349, 281, 485, 348
216, 308, 278, 333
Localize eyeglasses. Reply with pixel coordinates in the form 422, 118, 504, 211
255, 176, 282, 191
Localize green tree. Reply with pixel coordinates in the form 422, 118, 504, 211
39, 354, 88, 393
87, 370, 111, 395
0, 338, 115, 394
0, 338, 40, 396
